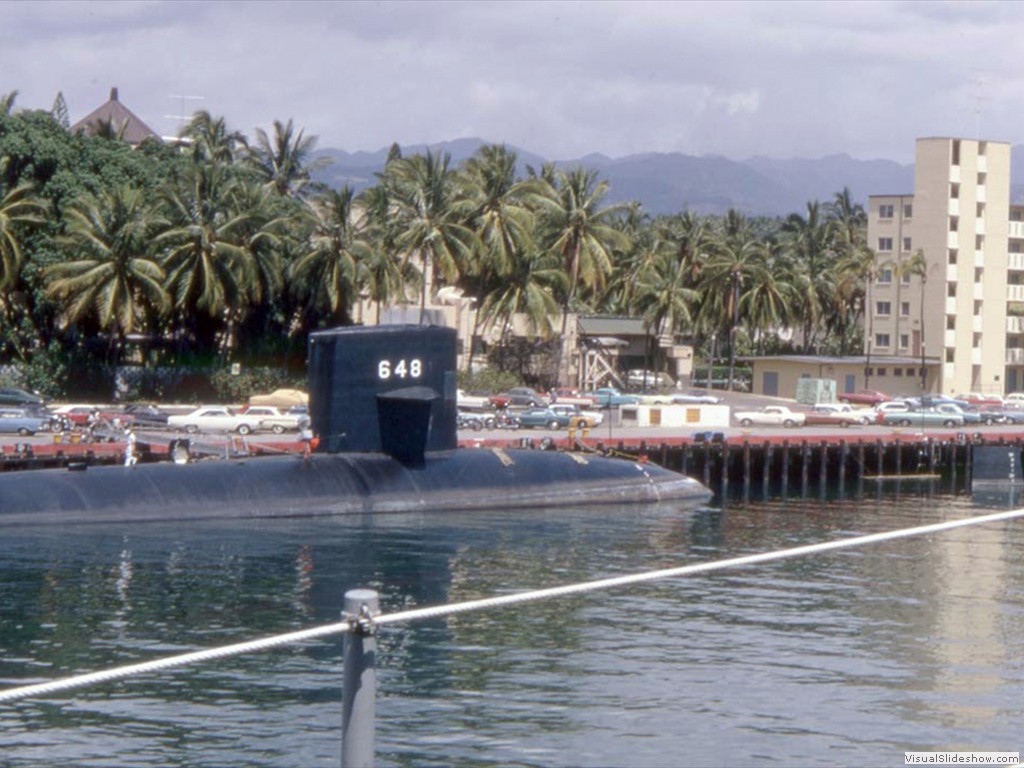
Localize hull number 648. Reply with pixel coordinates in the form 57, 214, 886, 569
378, 359, 422, 380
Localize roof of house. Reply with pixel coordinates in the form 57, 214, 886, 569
70, 87, 160, 145
577, 316, 648, 337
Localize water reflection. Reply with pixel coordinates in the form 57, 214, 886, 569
0, 489, 1022, 767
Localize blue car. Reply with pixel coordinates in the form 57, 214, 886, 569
0, 408, 54, 435
517, 407, 573, 430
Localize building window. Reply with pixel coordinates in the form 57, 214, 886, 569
947, 283, 957, 298
879, 268, 893, 284
976, 235, 985, 250
903, 237, 912, 252
876, 301, 892, 316
901, 272, 911, 285
974, 300, 982, 315
877, 367, 888, 376
951, 183, 960, 199
875, 335, 890, 349
904, 203, 913, 218
979, 141, 987, 156
895, 367, 904, 377
879, 204, 895, 219
908, 368, 917, 376
878, 237, 893, 251
978, 172, 987, 186
946, 315, 955, 330
900, 334, 909, 349
1011, 242, 1022, 254
977, 202, 986, 218
975, 268, 983, 283
952, 140, 961, 165
949, 216, 959, 231
1012, 209, 1024, 222
901, 301, 911, 316
946, 349, 955, 362
948, 249, 958, 264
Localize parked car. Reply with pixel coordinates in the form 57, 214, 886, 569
1005, 392, 1024, 405
0, 387, 50, 407
670, 391, 722, 405
804, 403, 872, 426
490, 387, 545, 409
733, 406, 806, 428
549, 403, 604, 427
167, 407, 262, 435
876, 408, 963, 428
626, 369, 674, 389
550, 388, 597, 407
0, 407, 54, 435
955, 392, 1004, 406
457, 389, 493, 411
587, 388, 641, 408
248, 388, 308, 408
838, 390, 891, 406
242, 405, 304, 434
517, 407, 573, 430
118, 403, 170, 428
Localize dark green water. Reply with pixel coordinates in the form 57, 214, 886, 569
1, 487, 1023, 767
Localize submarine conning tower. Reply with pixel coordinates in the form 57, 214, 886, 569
307, 325, 458, 465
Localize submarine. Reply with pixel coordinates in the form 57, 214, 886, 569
0, 324, 711, 525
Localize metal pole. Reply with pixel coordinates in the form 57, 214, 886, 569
342, 589, 380, 768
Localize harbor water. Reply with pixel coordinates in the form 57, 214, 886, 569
1, 485, 1023, 767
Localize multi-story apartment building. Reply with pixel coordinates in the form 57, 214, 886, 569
868, 136, 1023, 396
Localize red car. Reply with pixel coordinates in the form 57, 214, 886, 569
838, 390, 891, 406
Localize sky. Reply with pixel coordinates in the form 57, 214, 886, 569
3, 0, 1024, 163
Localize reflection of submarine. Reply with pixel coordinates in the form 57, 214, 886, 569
0, 325, 711, 525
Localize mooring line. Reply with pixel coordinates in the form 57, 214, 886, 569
2, 506, 1022, 704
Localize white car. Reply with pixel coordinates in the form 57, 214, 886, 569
549, 403, 604, 427
733, 405, 806, 428
457, 389, 492, 411
168, 407, 262, 435
243, 406, 304, 434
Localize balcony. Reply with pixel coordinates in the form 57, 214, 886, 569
975, 250, 985, 268
1010, 221, 1024, 239
949, 199, 960, 217
946, 296, 958, 314
973, 283, 985, 300
945, 329, 957, 347
1007, 348, 1024, 365
978, 155, 988, 173
1009, 285, 1024, 302
973, 315, 983, 332
972, 347, 983, 365
950, 165, 961, 183
948, 231, 959, 249
1008, 316, 1024, 334
1009, 252, 1024, 271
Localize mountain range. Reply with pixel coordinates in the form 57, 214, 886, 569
311, 138, 1024, 218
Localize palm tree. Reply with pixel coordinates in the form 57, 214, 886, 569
43, 185, 170, 358
632, 228, 699, 376
902, 249, 930, 391
0, 157, 45, 293
180, 110, 247, 165
477, 242, 564, 342
386, 150, 478, 322
782, 201, 838, 353
247, 118, 320, 198
156, 163, 254, 353
0, 90, 17, 116
290, 186, 372, 327
536, 167, 629, 383
359, 183, 419, 323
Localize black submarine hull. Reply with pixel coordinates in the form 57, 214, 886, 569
0, 449, 711, 526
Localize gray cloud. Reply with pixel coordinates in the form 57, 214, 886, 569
2, 0, 1023, 162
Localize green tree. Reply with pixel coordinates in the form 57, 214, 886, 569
180, 110, 247, 166
290, 186, 372, 327
537, 167, 629, 382
247, 118, 320, 197
43, 184, 169, 357
386, 150, 478, 321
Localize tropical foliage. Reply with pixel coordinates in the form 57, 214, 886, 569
0, 96, 885, 397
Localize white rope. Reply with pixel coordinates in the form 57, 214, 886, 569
3, 506, 1023, 705
373, 506, 1024, 626
0, 620, 352, 704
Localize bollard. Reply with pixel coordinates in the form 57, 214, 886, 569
342, 589, 380, 768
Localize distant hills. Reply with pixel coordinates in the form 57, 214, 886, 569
310, 138, 1024, 218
